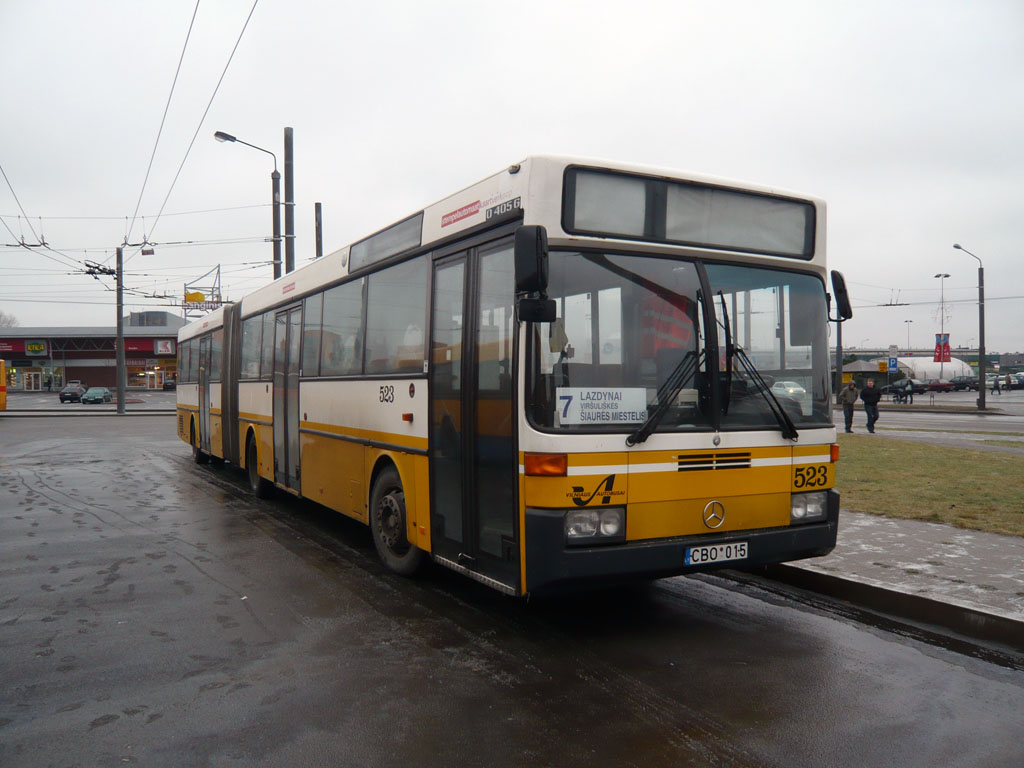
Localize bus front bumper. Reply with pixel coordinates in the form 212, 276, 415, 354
523, 489, 839, 593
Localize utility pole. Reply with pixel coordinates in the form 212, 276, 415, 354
284, 127, 295, 273
85, 255, 126, 413
315, 202, 323, 259
954, 244, 986, 411
115, 247, 126, 414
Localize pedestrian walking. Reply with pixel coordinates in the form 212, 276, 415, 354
860, 379, 881, 433
992, 376, 1001, 395
838, 380, 858, 433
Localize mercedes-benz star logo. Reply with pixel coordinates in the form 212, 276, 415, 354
702, 500, 726, 529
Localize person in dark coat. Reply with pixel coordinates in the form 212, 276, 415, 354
838, 380, 858, 433
860, 379, 881, 433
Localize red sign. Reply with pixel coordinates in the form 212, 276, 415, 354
0, 340, 25, 354
933, 333, 951, 363
441, 200, 482, 228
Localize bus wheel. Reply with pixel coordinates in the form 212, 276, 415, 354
191, 423, 209, 465
247, 437, 272, 499
370, 467, 424, 576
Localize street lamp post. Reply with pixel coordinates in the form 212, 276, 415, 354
934, 272, 950, 379
953, 244, 986, 411
904, 319, 913, 353
214, 131, 282, 280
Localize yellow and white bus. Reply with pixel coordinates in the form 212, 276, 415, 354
177, 155, 852, 596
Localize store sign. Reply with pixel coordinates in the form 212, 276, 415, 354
0, 340, 24, 354
184, 291, 223, 312
25, 339, 48, 357
155, 339, 175, 355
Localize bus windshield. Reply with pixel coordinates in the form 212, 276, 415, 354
526, 251, 832, 434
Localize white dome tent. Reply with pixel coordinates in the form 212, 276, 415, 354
878, 356, 974, 380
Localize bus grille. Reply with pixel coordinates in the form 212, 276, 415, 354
676, 452, 752, 471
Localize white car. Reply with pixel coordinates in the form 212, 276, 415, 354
771, 380, 807, 397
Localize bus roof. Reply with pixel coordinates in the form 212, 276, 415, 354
178, 303, 227, 342
230, 155, 824, 318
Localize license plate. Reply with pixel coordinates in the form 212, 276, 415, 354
685, 541, 748, 566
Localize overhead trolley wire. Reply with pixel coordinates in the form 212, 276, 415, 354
125, 0, 202, 248
0, 161, 44, 246
130, 0, 262, 265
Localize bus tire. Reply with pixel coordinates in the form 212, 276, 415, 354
370, 466, 424, 576
191, 422, 209, 465
246, 436, 272, 499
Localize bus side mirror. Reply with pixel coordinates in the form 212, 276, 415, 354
518, 297, 556, 323
515, 225, 549, 295
830, 270, 853, 321
515, 225, 555, 322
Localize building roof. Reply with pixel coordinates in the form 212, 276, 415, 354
0, 326, 179, 338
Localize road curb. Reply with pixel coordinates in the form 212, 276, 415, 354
758, 563, 1024, 653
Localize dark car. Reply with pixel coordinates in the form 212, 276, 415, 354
81, 386, 113, 404
950, 376, 979, 391
162, 377, 177, 391
882, 379, 925, 397
925, 379, 955, 392
59, 385, 85, 403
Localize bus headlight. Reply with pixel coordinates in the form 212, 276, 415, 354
791, 492, 827, 524
565, 507, 626, 546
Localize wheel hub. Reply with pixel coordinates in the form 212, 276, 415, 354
379, 492, 405, 550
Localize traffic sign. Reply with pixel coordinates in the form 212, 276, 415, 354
888, 357, 898, 372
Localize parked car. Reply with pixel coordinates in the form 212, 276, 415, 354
771, 380, 806, 398
81, 386, 113, 404
881, 379, 925, 397
59, 385, 85, 403
950, 376, 979, 391
162, 377, 177, 391
67, 379, 87, 390
924, 379, 955, 393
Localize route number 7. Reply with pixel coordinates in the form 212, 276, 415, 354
559, 394, 573, 419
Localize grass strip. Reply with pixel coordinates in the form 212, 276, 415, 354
835, 434, 1024, 537
876, 427, 1024, 437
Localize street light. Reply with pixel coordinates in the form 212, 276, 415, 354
934, 272, 950, 379
214, 130, 282, 280
954, 243, 986, 411
904, 319, 913, 353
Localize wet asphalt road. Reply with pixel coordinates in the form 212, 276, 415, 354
2, 417, 1022, 767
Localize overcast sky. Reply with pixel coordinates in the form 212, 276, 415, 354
2, 0, 1022, 355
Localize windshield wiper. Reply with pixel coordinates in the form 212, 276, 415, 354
717, 291, 733, 416
626, 349, 702, 446
730, 345, 799, 441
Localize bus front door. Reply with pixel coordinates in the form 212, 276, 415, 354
198, 335, 212, 454
429, 240, 519, 593
272, 306, 302, 491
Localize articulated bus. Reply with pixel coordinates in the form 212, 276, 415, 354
177, 155, 853, 596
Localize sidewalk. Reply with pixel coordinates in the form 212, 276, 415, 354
779, 511, 1024, 650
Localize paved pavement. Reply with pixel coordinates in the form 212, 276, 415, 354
3, 390, 1022, 651
778, 512, 1024, 650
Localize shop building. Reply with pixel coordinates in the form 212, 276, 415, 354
0, 311, 184, 391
